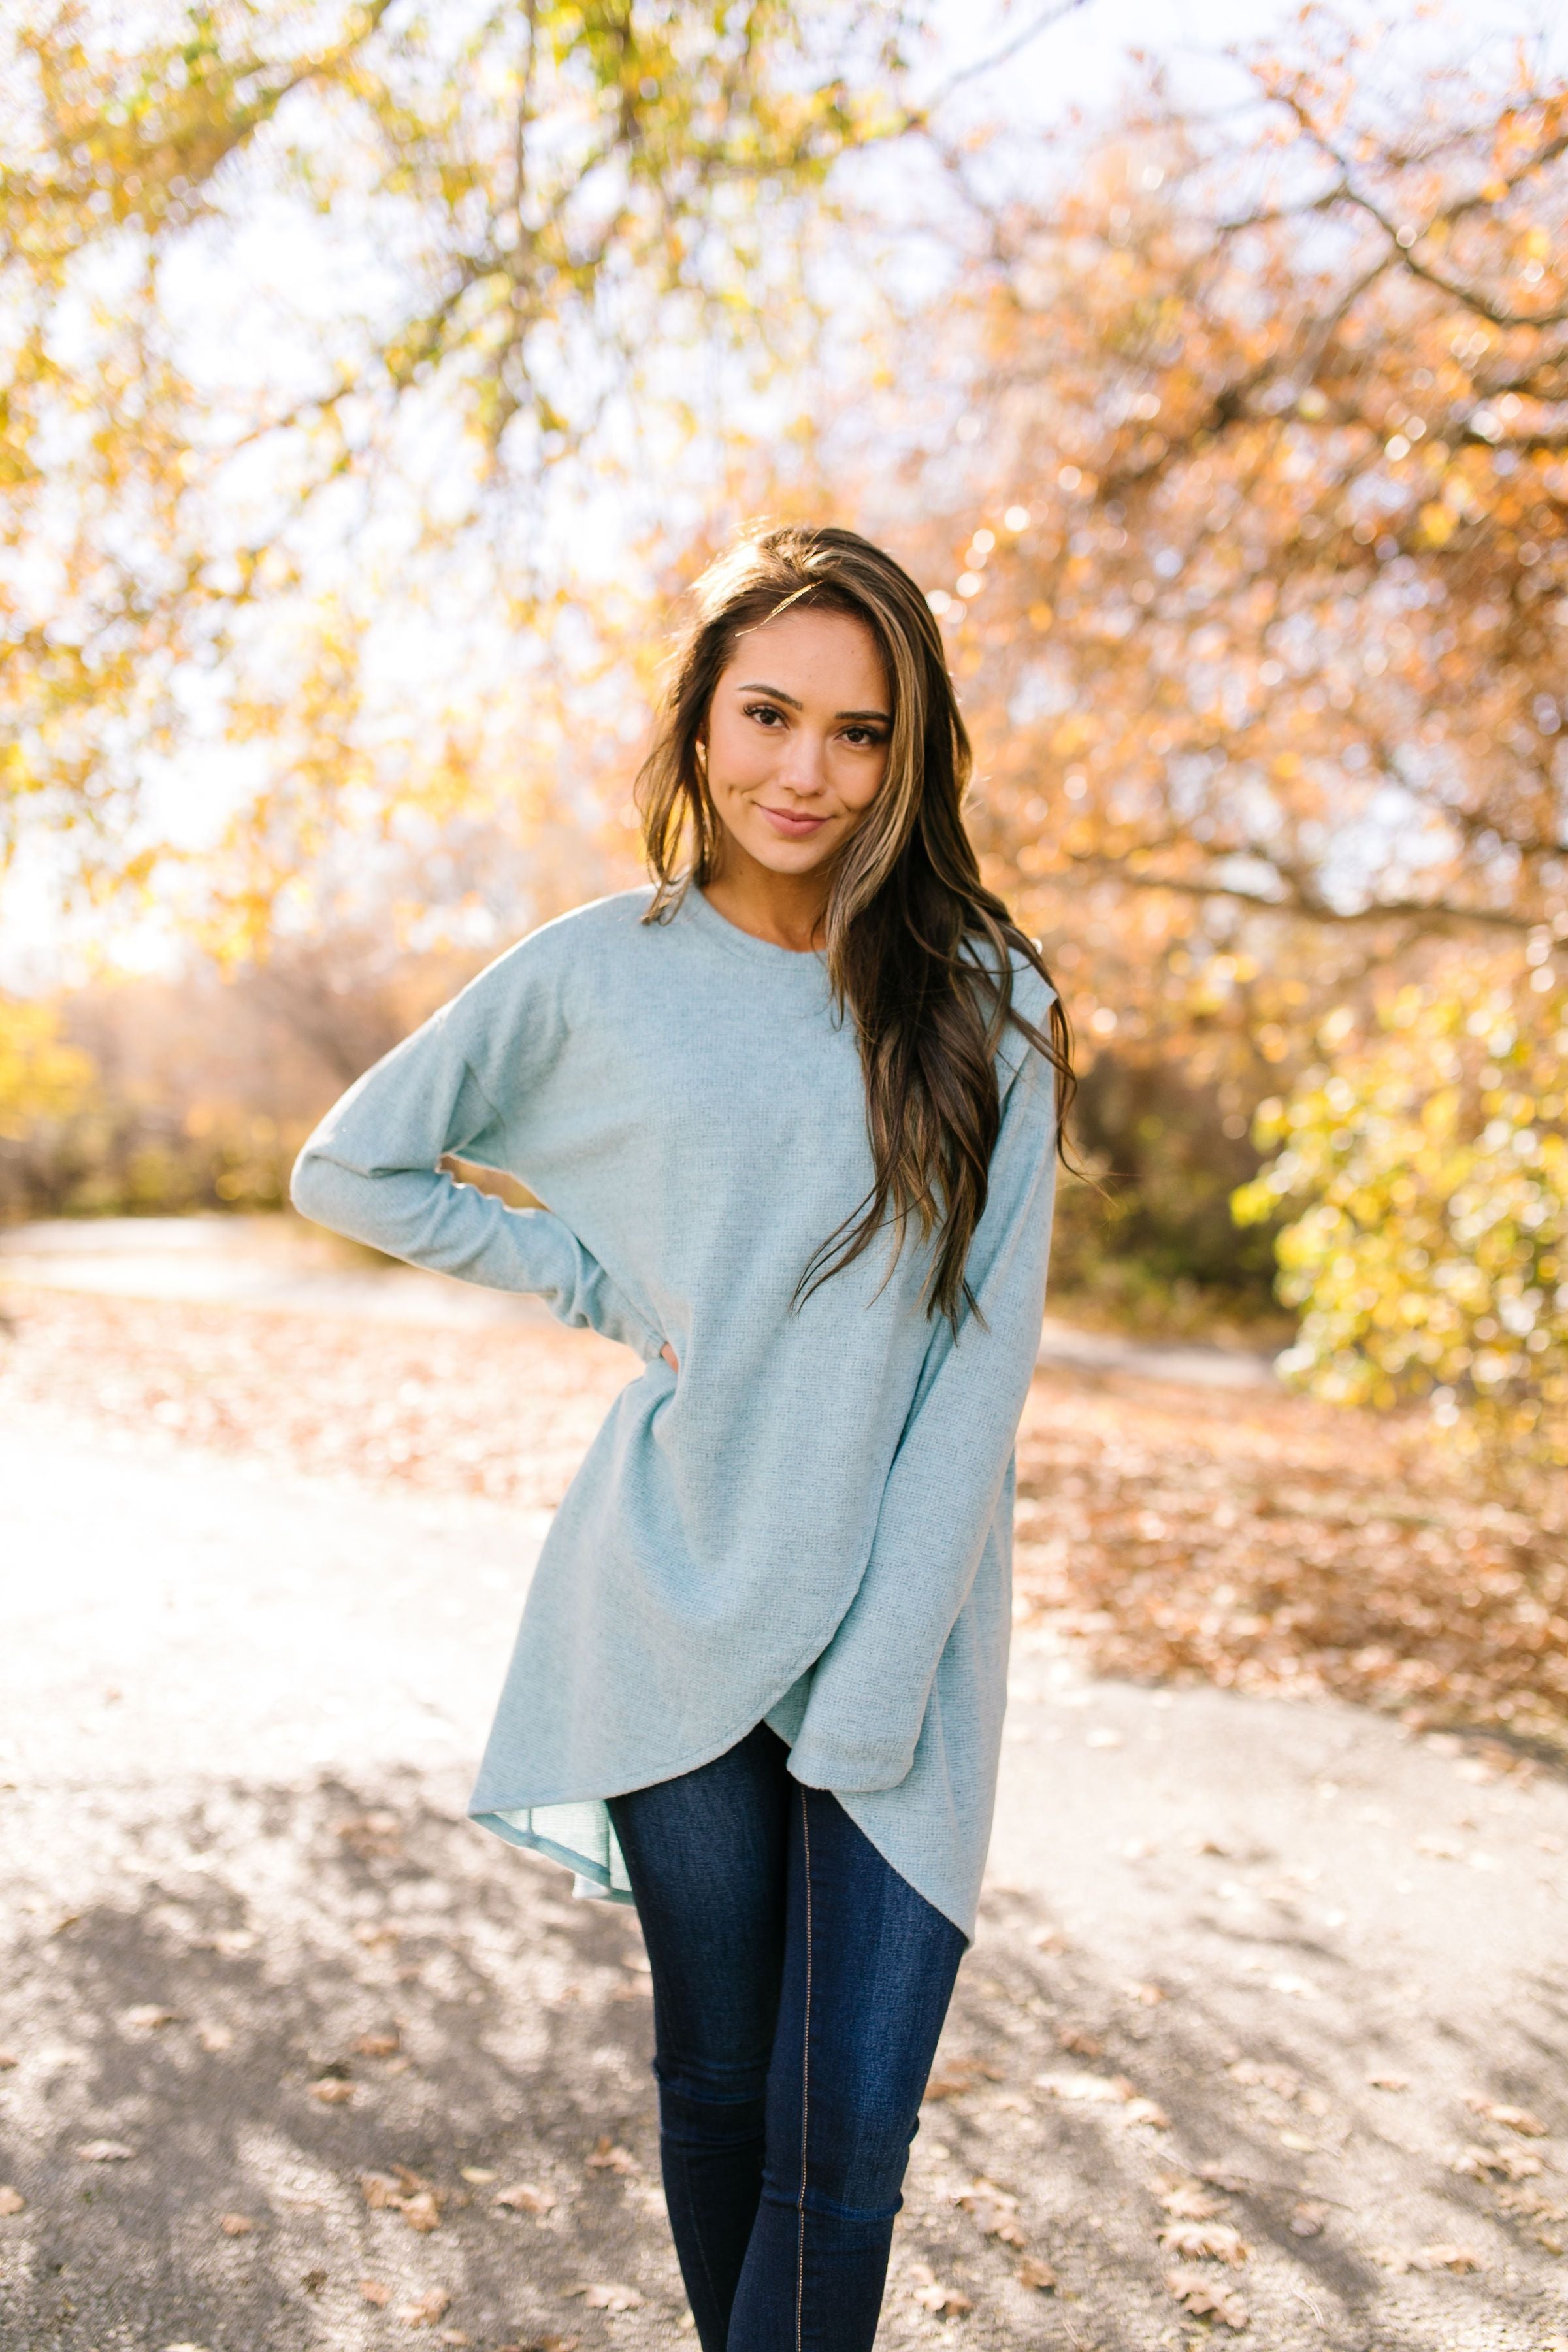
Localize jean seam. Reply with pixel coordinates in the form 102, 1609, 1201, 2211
677, 2140, 725, 2343
796, 1785, 813, 2352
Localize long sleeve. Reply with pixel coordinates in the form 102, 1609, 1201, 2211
289, 990, 666, 1364
785, 1008, 1059, 1794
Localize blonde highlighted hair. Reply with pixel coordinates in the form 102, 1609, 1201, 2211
636, 521, 1077, 1330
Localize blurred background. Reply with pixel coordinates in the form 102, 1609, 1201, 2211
6, 0, 1568, 1478
5, 12, 1568, 2345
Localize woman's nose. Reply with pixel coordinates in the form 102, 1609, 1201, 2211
778, 730, 828, 796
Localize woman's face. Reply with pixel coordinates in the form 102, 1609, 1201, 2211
702, 607, 892, 878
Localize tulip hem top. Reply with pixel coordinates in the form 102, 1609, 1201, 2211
289, 883, 1059, 1938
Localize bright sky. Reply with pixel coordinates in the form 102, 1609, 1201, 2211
936, 0, 1568, 116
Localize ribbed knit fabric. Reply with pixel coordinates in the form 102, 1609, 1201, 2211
289, 883, 1059, 1935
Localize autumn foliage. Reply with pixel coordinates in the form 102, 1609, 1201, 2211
5, 7, 1568, 1462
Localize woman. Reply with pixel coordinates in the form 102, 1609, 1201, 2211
291, 522, 1076, 2352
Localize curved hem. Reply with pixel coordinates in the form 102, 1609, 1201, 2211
465, 1526, 1002, 1945
471, 1809, 638, 1905
467, 1580, 885, 1826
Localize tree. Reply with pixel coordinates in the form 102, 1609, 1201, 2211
1232, 962, 1568, 1468
0, 0, 921, 910
875, 9, 1568, 1060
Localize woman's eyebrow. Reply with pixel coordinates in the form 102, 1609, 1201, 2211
736, 681, 890, 722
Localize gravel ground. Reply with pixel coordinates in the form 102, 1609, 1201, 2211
3, 1390, 1568, 2352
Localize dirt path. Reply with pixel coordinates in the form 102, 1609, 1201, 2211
3, 1397, 1567, 2351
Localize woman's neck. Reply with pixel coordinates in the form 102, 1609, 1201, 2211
700, 849, 831, 955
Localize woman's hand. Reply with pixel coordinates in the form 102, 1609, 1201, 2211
661, 1342, 679, 1373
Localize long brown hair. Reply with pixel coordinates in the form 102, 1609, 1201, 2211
636, 521, 1079, 1331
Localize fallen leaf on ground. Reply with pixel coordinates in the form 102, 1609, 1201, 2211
908, 2265, 973, 2317
438, 2334, 470, 2346
1156, 2183, 1224, 2221
1126, 1980, 1167, 2005
1455, 2143, 1544, 2181
310, 2077, 354, 2105
585, 2138, 638, 2174
1290, 2202, 1328, 2238
400, 2289, 452, 2327
197, 2024, 234, 2053
1367, 2070, 1409, 2091
361, 2281, 391, 2306
1497, 2185, 1568, 2222
1194, 2164, 1251, 2194
0, 2187, 25, 2215
1375, 2243, 1487, 2275
354, 2032, 400, 2057
924, 2058, 1003, 2100
459, 2167, 496, 2184
1031, 1927, 1068, 1953
955, 2180, 1025, 2244
302, 2269, 327, 2293
1158, 2221, 1249, 2266
495, 2337, 578, 2351
76, 2140, 134, 2163
198, 1929, 257, 1956
494, 2183, 557, 2214
359, 2169, 444, 2229
1036, 2070, 1130, 2103
1465, 2094, 1547, 2136
1058, 2027, 1103, 2057
1166, 2268, 1250, 2328
1279, 2130, 1318, 2153
0, 2053, 16, 2070
338, 1811, 402, 1859
218, 2213, 253, 2236
1229, 2060, 1299, 2100
125, 2005, 178, 2029
571, 2284, 645, 2311
1016, 2256, 1057, 2291
1035, 2068, 1169, 2125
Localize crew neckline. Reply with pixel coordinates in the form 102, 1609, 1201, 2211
680, 884, 830, 975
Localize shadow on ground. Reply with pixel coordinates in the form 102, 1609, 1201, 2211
3, 1769, 1565, 2352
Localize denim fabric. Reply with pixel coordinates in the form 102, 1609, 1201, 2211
608, 1724, 966, 2352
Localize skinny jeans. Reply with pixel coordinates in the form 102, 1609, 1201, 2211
607, 1722, 966, 2352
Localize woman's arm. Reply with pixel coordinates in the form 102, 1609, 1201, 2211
289, 986, 666, 1364
785, 1009, 1060, 1793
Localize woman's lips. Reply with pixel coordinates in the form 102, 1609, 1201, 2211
759, 804, 830, 838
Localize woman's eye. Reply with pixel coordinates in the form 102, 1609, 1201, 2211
842, 727, 883, 747
745, 702, 785, 727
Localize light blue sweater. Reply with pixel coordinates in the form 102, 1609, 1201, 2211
289, 883, 1059, 1936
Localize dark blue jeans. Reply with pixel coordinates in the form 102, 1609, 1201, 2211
607, 1723, 966, 2352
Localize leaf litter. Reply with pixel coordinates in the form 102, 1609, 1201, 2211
1166, 2266, 1250, 2328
